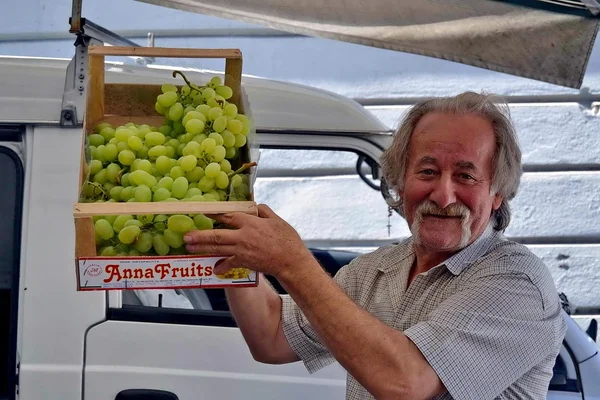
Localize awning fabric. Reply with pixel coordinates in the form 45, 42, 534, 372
138, 0, 600, 89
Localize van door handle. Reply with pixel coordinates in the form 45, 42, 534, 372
115, 389, 179, 400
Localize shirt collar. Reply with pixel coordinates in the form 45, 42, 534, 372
377, 222, 500, 275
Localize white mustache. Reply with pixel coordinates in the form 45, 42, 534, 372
416, 201, 470, 219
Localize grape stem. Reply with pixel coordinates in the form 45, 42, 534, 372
173, 70, 203, 99
227, 162, 257, 178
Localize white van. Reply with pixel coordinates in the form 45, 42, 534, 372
0, 54, 599, 400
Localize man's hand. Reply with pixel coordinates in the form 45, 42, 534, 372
184, 204, 316, 278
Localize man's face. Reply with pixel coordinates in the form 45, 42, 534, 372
401, 112, 503, 252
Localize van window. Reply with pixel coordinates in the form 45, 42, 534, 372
0, 141, 24, 400
113, 147, 406, 325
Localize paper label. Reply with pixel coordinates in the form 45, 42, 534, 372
76, 256, 257, 291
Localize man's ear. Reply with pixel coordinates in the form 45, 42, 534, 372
492, 194, 503, 211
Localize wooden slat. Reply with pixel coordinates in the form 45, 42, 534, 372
75, 217, 97, 258
104, 84, 163, 117
225, 57, 243, 112
85, 54, 105, 134
88, 46, 242, 59
74, 201, 258, 217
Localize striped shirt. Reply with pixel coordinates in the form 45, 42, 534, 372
281, 225, 567, 399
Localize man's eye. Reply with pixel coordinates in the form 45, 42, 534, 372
460, 173, 475, 180
419, 169, 436, 176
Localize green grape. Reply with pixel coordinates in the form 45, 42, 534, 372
170, 166, 185, 179
201, 138, 216, 154
128, 135, 143, 151
90, 159, 103, 175
95, 219, 114, 240
94, 122, 112, 134
230, 174, 242, 188
128, 126, 140, 136
145, 131, 166, 146
147, 145, 168, 159
192, 134, 207, 144
104, 144, 118, 161
172, 177, 189, 199
189, 182, 198, 189
137, 145, 149, 159
108, 138, 119, 145
212, 116, 228, 133
165, 146, 176, 158
211, 145, 226, 162
208, 107, 223, 121
101, 163, 119, 184
204, 162, 220, 178
129, 249, 141, 257
99, 127, 116, 141
183, 141, 201, 157
153, 214, 168, 231
181, 86, 191, 97
115, 127, 134, 142
219, 159, 232, 173
100, 246, 117, 256
163, 229, 184, 248
118, 225, 141, 245
120, 173, 131, 187
223, 103, 238, 118
208, 76, 222, 88
167, 215, 195, 233
225, 146, 237, 159
132, 231, 152, 253
227, 119, 243, 135
193, 214, 214, 230
120, 186, 135, 201
136, 159, 153, 174
215, 171, 229, 189
167, 103, 184, 121
161, 83, 178, 93
215, 85, 233, 99
202, 87, 216, 101
182, 111, 206, 126
157, 176, 174, 191
207, 98, 219, 108
235, 114, 249, 124
110, 185, 124, 201
156, 156, 173, 175
185, 119, 205, 135
129, 170, 158, 187
196, 104, 211, 117
134, 185, 152, 202
117, 141, 132, 153
184, 188, 203, 198
138, 214, 154, 224
118, 150, 136, 166
198, 176, 215, 192
217, 189, 228, 201
153, 187, 171, 202
202, 193, 217, 201
94, 145, 107, 162
208, 132, 224, 146
103, 181, 116, 192
166, 138, 180, 148
157, 91, 178, 108
179, 155, 197, 172
234, 134, 247, 148
152, 233, 170, 256
221, 130, 236, 148
183, 132, 195, 143
237, 183, 250, 197
172, 120, 185, 135
159, 125, 173, 136
137, 125, 152, 138
155, 102, 168, 115
185, 166, 204, 182
93, 169, 108, 185
89, 134, 105, 147
113, 215, 133, 233
124, 219, 144, 228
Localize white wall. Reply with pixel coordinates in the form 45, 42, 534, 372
1, 0, 599, 315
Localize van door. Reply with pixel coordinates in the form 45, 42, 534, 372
0, 127, 25, 400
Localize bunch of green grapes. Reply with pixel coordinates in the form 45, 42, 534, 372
81, 72, 255, 258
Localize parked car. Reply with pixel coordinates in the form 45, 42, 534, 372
0, 53, 598, 400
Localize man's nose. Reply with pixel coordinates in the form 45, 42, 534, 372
429, 175, 457, 209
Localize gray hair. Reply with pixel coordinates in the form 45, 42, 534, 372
380, 91, 522, 231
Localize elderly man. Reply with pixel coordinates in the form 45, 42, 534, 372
184, 92, 567, 400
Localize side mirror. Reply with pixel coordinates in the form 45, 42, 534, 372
587, 319, 598, 342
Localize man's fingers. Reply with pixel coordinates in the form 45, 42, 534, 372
206, 212, 254, 228
257, 204, 278, 219
184, 227, 238, 245
185, 242, 238, 256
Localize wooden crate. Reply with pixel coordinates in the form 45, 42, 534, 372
74, 46, 258, 261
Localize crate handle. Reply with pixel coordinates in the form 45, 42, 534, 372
88, 46, 242, 59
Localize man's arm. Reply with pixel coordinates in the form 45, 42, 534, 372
278, 258, 446, 400
225, 276, 299, 364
